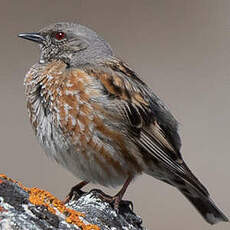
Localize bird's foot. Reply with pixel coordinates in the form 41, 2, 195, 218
63, 180, 88, 204
100, 192, 122, 210
92, 176, 133, 211
91, 189, 133, 211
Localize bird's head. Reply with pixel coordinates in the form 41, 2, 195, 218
18, 22, 113, 67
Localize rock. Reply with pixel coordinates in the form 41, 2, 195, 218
0, 175, 146, 230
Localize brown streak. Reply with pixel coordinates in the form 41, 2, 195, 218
133, 93, 149, 106
93, 116, 141, 173
88, 134, 125, 175
93, 153, 111, 177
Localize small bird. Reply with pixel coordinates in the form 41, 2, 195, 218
19, 22, 228, 225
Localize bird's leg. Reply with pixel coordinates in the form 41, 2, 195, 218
113, 176, 133, 209
99, 176, 133, 210
63, 180, 89, 204
113, 176, 133, 210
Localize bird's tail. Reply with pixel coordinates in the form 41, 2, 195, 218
178, 185, 228, 225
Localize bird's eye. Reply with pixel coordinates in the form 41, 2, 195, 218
54, 31, 66, 40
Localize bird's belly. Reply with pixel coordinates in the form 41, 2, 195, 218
34, 111, 130, 187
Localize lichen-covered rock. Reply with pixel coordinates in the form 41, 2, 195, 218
0, 175, 146, 230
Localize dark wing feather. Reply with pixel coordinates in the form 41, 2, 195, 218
139, 129, 209, 195
83, 59, 208, 196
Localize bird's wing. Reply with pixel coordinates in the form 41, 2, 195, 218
82, 58, 208, 196
84, 59, 182, 157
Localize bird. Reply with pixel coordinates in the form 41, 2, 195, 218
18, 22, 228, 225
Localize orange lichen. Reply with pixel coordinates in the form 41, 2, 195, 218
0, 174, 28, 191
0, 174, 100, 230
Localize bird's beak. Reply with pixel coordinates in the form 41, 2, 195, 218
18, 32, 45, 44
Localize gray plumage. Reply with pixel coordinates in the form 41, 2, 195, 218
38, 22, 113, 66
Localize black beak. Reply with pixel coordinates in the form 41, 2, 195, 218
18, 32, 45, 44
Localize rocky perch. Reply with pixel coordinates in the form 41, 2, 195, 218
0, 175, 146, 230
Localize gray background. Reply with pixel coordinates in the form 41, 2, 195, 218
0, 0, 229, 229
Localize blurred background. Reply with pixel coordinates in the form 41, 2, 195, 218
0, 0, 230, 229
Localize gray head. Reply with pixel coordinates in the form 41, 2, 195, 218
18, 22, 113, 67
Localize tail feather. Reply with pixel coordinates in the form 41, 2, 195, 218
179, 188, 229, 225
172, 161, 228, 224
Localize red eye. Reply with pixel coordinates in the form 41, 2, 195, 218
55, 31, 66, 40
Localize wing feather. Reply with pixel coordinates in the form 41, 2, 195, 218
138, 130, 209, 196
